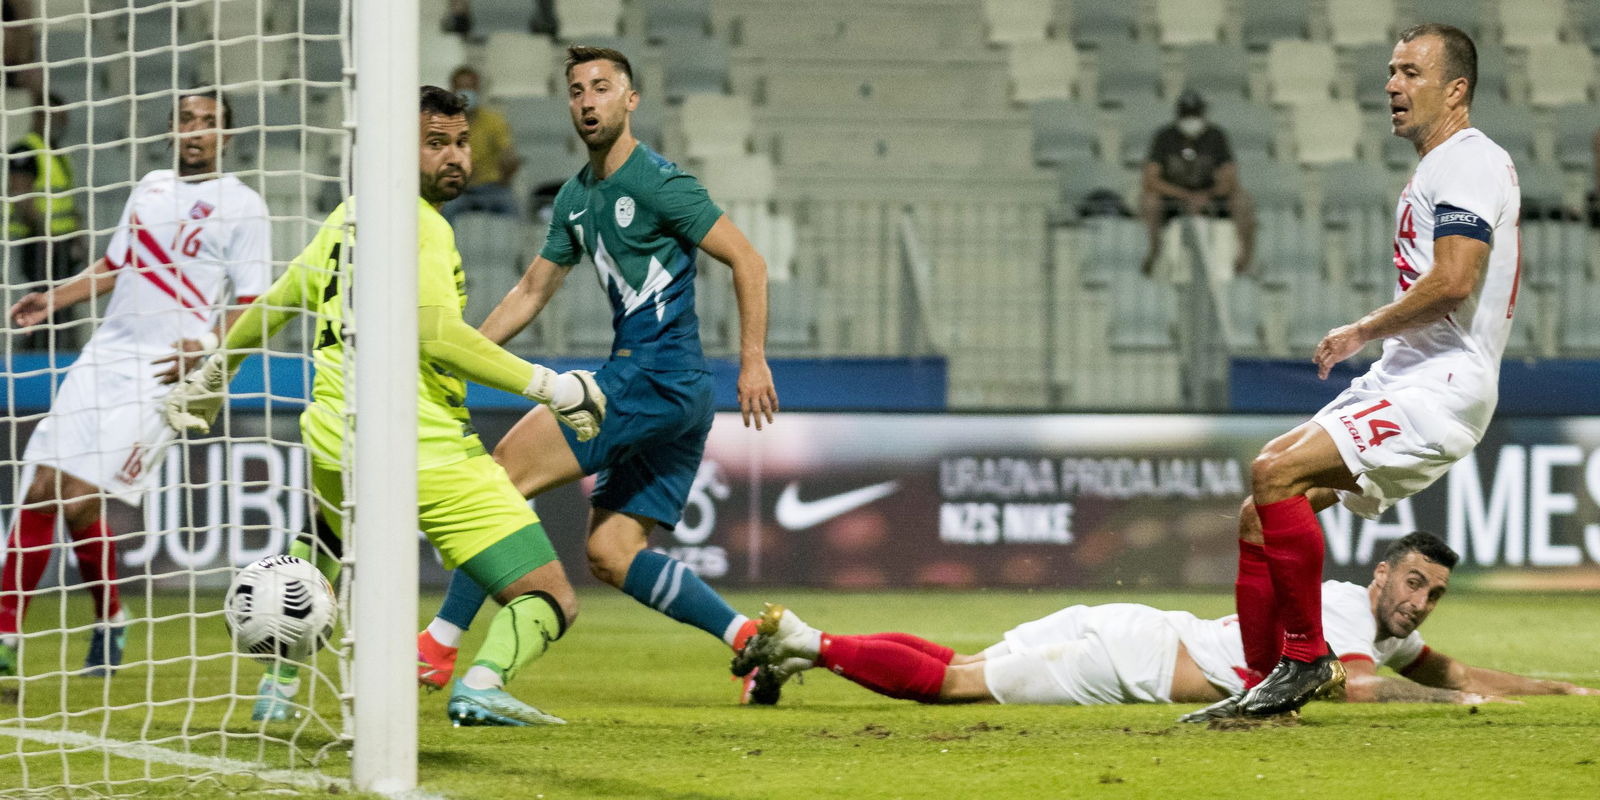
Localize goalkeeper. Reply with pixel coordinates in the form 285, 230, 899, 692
160, 86, 603, 727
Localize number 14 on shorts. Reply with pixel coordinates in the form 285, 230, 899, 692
1343, 399, 1401, 451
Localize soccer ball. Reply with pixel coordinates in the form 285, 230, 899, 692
224, 555, 336, 662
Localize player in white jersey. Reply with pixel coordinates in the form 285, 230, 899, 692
3, 91, 269, 677
736, 533, 1595, 708
1191, 24, 1523, 720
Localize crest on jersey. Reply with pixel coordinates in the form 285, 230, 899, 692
614, 196, 635, 228
188, 200, 215, 220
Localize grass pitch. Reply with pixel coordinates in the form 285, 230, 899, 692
1, 588, 1597, 798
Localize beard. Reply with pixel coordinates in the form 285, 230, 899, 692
580, 117, 625, 152
421, 171, 467, 204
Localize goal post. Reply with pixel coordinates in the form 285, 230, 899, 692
349, 0, 418, 792
0, 0, 426, 794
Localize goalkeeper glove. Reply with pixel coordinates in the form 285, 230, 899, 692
163, 352, 232, 434
523, 367, 607, 441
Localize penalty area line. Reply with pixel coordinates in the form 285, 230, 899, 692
0, 726, 447, 800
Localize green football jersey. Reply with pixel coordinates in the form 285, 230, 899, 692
540, 143, 722, 370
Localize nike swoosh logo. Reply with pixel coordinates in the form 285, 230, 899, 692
774, 481, 899, 530
568, 209, 587, 221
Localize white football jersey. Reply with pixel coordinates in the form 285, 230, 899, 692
1378, 128, 1521, 394
1173, 580, 1426, 695
90, 170, 271, 366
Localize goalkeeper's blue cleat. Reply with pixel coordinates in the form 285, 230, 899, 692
252, 674, 300, 722
446, 681, 565, 727
80, 622, 126, 677
0, 640, 17, 678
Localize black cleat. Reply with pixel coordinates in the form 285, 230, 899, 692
1178, 693, 1243, 723
1239, 654, 1346, 717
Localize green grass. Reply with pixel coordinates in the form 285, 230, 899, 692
2, 589, 1598, 798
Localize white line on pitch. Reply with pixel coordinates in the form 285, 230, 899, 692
0, 726, 447, 800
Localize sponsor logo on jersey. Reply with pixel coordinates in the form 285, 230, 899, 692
188, 200, 215, 220
568, 208, 587, 221
615, 196, 635, 228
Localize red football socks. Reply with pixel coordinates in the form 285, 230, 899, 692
1, 509, 57, 636
1256, 496, 1330, 662
1235, 539, 1282, 684
68, 519, 121, 622
730, 618, 758, 652
861, 632, 955, 665
816, 633, 948, 703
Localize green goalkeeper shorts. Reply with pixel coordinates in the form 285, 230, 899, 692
309, 453, 557, 591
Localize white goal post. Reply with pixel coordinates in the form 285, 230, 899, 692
1, 0, 420, 794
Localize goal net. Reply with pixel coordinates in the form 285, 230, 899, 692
2, 0, 356, 794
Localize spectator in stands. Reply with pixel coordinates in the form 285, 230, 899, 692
442, 65, 522, 222
3, 0, 43, 93
7, 91, 84, 341
1139, 89, 1255, 275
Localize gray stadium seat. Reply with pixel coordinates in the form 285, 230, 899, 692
1498, 0, 1564, 47
1266, 40, 1337, 106
1097, 40, 1164, 105
1559, 273, 1600, 352
1203, 94, 1275, 160
1474, 43, 1508, 106
766, 279, 819, 351
556, 0, 623, 40
1527, 44, 1594, 108
1327, 0, 1395, 47
1079, 216, 1144, 287
1154, 0, 1224, 46
1522, 220, 1586, 291
1287, 271, 1366, 351
1236, 155, 1318, 289
501, 96, 573, 143
1320, 160, 1393, 290
1182, 44, 1250, 100
1070, 3, 1137, 46
1219, 273, 1266, 352
472, 0, 537, 34
1407, 0, 1484, 39
640, 0, 712, 43
1107, 267, 1180, 349
662, 37, 729, 100
1552, 104, 1599, 170
560, 264, 617, 353
1030, 99, 1100, 165
1057, 156, 1137, 216
1342, 43, 1393, 109
982, 0, 1051, 44
1115, 94, 1171, 167
1241, 0, 1310, 49
519, 141, 580, 188
1468, 95, 1534, 165
1517, 161, 1571, 219
1008, 40, 1083, 103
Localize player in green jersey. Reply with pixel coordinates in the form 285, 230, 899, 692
162, 87, 605, 727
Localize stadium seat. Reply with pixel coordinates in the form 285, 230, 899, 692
1069, 3, 1137, 46
691, 154, 774, 203
981, 0, 1051, 44
484, 32, 557, 98
454, 213, 528, 326
1266, 40, 1337, 106
519, 141, 580, 188
1056, 156, 1137, 220
1078, 215, 1144, 287
556, 0, 623, 40
1320, 160, 1393, 289
1468, 94, 1534, 165
766, 278, 819, 351
1474, 42, 1509, 105
1114, 94, 1172, 167
1236, 155, 1317, 289
1517, 161, 1573, 219
1203, 94, 1275, 160
662, 37, 729, 100
1558, 273, 1600, 352
1030, 99, 1101, 165
560, 265, 617, 353
501, 96, 573, 143
1007, 40, 1083, 103
1551, 104, 1599, 170
1326, 0, 1394, 47
1240, 0, 1310, 49
1526, 44, 1594, 108
629, 95, 666, 148
1154, 0, 1224, 46
1107, 267, 1180, 349
1406, 0, 1484, 39
1097, 40, 1164, 105
639, 0, 711, 44
1341, 43, 1394, 109
678, 93, 751, 159
471, 0, 537, 34
1497, 0, 1565, 48
418, 32, 468, 89
1290, 99, 1360, 164
1182, 44, 1250, 100
1287, 270, 1365, 350
1219, 273, 1266, 351
1522, 220, 1586, 291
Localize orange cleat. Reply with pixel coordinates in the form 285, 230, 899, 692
417, 630, 458, 691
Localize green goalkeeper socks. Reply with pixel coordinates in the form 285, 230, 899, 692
470, 592, 566, 686
288, 538, 340, 583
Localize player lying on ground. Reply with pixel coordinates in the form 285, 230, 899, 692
1224, 23, 1523, 718
162, 86, 605, 727
736, 532, 1597, 708
412, 46, 785, 704
3, 91, 268, 678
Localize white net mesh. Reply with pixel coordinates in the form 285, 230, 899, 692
2, 1, 352, 794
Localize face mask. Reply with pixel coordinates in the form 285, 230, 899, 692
1176, 116, 1206, 138
457, 89, 479, 109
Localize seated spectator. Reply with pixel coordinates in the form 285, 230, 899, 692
6, 90, 84, 348
441, 66, 523, 222
1139, 89, 1255, 274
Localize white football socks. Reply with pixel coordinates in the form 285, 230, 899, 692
427, 618, 464, 649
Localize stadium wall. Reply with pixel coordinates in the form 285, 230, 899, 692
1232, 358, 1600, 416
4, 411, 1598, 592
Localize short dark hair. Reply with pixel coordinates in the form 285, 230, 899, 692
179, 88, 233, 129
1398, 23, 1477, 105
449, 65, 478, 84
1383, 531, 1460, 570
420, 85, 468, 117
564, 45, 634, 89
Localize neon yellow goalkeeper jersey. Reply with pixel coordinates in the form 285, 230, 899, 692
279, 198, 485, 470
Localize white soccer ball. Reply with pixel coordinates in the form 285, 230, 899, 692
224, 555, 336, 663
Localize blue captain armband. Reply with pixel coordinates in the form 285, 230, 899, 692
1433, 203, 1492, 243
